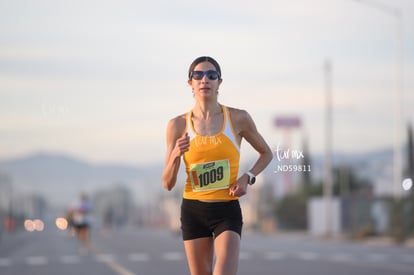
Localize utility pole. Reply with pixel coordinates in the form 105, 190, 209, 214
353, 0, 405, 244
324, 59, 333, 237
352, 0, 404, 200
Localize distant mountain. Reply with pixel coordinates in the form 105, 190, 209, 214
0, 147, 406, 209
0, 152, 164, 208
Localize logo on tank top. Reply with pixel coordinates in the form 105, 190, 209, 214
194, 135, 223, 147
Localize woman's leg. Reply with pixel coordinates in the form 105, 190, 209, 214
213, 231, 240, 275
76, 225, 90, 249
184, 237, 214, 275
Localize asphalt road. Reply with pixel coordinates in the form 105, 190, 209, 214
1, 225, 413, 275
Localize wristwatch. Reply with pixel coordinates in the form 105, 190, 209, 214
246, 171, 256, 185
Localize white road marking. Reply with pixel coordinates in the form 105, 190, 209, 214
162, 251, 184, 261
264, 251, 286, 260
95, 253, 115, 262
401, 254, 414, 263
0, 249, 410, 274
0, 258, 12, 267
128, 253, 150, 262
297, 252, 320, 261
105, 259, 137, 275
239, 251, 252, 260
61, 255, 81, 264
366, 253, 387, 262
329, 253, 354, 262
26, 256, 48, 265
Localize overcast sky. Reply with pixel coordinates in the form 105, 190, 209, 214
0, 0, 413, 165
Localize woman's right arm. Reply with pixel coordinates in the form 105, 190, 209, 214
162, 116, 189, 191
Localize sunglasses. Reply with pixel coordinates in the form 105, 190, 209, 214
190, 70, 220, 81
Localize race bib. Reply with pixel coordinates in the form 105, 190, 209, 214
190, 159, 230, 192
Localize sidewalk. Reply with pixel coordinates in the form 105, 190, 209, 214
359, 236, 414, 248
264, 230, 414, 248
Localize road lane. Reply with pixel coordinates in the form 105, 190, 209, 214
0, 226, 413, 275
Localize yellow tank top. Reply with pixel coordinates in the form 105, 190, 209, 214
183, 105, 241, 201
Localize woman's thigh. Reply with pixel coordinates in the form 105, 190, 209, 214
213, 231, 240, 275
184, 237, 214, 275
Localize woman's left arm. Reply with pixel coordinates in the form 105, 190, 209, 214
229, 109, 273, 197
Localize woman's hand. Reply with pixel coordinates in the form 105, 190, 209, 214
173, 132, 190, 157
229, 174, 249, 197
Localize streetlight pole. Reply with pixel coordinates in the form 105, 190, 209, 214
324, 59, 333, 237
353, 0, 404, 200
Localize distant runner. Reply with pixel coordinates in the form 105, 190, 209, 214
71, 193, 93, 253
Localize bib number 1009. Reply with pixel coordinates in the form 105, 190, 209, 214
195, 166, 224, 188
190, 160, 230, 191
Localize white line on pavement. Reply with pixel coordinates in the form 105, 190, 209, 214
128, 253, 150, 262
401, 254, 414, 263
239, 251, 252, 260
0, 258, 12, 267
95, 253, 115, 263
264, 252, 286, 260
162, 251, 184, 261
329, 253, 354, 262
296, 252, 320, 261
60, 255, 81, 264
366, 253, 387, 262
25, 256, 48, 266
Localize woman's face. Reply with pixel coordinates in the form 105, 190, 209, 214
188, 61, 222, 100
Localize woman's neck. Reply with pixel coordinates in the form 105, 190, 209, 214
193, 101, 221, 120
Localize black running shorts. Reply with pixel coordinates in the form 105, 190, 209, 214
180, 198, 243, 241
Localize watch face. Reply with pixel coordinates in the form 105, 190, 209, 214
250, 177, 256, 185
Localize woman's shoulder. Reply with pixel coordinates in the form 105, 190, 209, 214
167, 113, 187, 132
224, 105, 250, 122
169, 112, 187, 123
